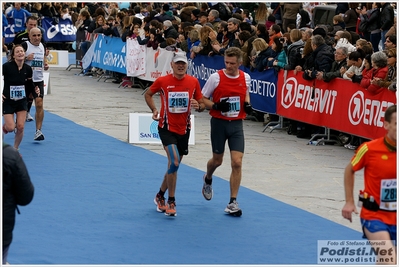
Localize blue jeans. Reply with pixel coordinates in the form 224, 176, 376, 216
370, 32, 381, 52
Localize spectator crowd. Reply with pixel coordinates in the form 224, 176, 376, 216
2, 2, 397, 149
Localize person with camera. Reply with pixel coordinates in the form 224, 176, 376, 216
200, 47, 253, 217
342, 104, 396, 265
302, 34, 334, 81
268, 36, 287, 70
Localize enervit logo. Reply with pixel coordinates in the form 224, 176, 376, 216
281, 77, 297, 108
348, 91, 394, 127
280, 77, 337, 114
348, 91, 365, 125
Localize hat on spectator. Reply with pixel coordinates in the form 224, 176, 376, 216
163, 20, 173, 28
172, 52, 188, 64
163, 4, 170, 11
192, 9, 200, 18
313, 27, 326, 38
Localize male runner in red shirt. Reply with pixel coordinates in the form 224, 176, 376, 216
342, 104, 396, 264
145, 52, 204, 216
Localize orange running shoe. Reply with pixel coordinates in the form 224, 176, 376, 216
165, 201, 176, 216
154, 194, 167, 213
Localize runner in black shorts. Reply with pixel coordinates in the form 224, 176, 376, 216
144, 52, 205, 216
210, 117, 245, 154
200, 47, 253, 217
2, 44, 37, 150
158, 127, 190, 156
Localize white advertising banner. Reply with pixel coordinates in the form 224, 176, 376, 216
137, 48, 174, 82
128, 113, 195, 145
126, 38, 146, 77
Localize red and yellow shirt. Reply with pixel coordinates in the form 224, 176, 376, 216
351, 136, 397, 225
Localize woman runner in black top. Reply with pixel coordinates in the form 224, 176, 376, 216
2, 44, 37, 150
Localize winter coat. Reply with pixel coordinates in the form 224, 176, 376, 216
323, 59, 347, 82
160, 27, 179, 48
272, 50, 288, 69
3, 144, 34, 248
380, 3, 394, 31
253, 47, 277, 71
303, 43, 334, 80
363, 8, 381, 32
344, 9, 358, 30
360, 66, 389, 94
284, 40, 304, 70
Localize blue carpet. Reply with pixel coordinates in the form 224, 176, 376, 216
4, 108, 362, 264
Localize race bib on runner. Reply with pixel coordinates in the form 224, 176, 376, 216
168, 92, 189, 113
221, 96, 240, 118
31, 54, 44, 71
379, 179, 396, 211
31, 59, 43, 70
10, 85, 26, 100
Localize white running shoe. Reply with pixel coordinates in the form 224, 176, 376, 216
202, 174, 213, 201
224, 200, 242, 217
26, 113, 34, 122
34, 129, 45, 141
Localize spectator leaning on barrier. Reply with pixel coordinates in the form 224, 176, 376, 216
302, 34, 334, 81
269, 36, 287, 70
159, 20, 178, 48
360, 51, 389, 95
316, 46, 348, 83
283, 29, 304, 70
343, 48, 366, 83
250, 38, 273, 71
91, 15, 105, 33
378, 48, 397, 91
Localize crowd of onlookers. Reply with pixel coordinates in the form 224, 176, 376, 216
3, 2, 397, 148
